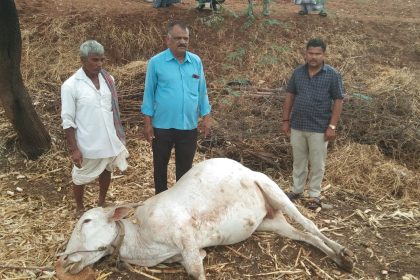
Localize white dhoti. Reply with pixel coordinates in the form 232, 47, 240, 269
72, 149, 129, 185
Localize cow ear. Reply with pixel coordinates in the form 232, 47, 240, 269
107, 206, 131, 221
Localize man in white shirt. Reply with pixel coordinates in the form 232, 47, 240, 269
61, 40, 128, 217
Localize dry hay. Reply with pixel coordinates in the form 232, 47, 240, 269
341, 66, 420, 169
199, 85, 289, 173
327, 142, 420, 200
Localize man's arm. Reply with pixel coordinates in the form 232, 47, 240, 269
282, 92, 295, 137
325, 70, 345, 141
141, 60, 157, 143
143, 115, 154, 142
61, 83, 82, 167
325, 99, 343, 141
199, 114, 211, 138
64, 127, 82, 168
198, 59, 211, 138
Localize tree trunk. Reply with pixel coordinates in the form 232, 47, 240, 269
0, 0, 51, 159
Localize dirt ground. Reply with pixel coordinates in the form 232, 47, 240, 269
1, 0, 419, 279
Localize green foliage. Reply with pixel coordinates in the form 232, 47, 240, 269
199, 14, 225, 29
261, 18, 281, 27
242, 16, 256, 29
270, 43, 292, 53
260, 19, 289, 32
259, 55, 278, 65
226, 47, 246, 66
224, 86, 241, 97
221, 63, 235, 72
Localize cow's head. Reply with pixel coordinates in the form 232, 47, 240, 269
59, 206, 131, 274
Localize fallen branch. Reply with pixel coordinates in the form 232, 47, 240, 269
225, 245, 251, 260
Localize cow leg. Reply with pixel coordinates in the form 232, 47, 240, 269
165, 249, 206, 264
180, 248, 206, 280
254, 178, 353, 271
257, 212, 336, 257
257, 211, 353, 272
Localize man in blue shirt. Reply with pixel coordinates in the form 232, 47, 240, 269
282, 38, 344, 209
141, 20, 211, 194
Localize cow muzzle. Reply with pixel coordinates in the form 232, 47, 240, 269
60, 253, 84, 274
58, 246, 109, 274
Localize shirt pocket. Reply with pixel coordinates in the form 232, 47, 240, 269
188, 76, 200, 97
101, 92, 112, 112
77, 94, 95, 106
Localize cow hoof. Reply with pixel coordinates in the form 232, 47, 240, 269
339, 248, 354, 272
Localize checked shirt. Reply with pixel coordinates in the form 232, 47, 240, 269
286, 63, 344, 133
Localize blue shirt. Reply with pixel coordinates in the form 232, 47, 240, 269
141, 49, 211, 130
287, 63, 344, 133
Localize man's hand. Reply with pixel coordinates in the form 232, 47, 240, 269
324, 127, 336, 141
282, 120, 291, 138
199, 115, 211, 138
71, 148, 83, 168
64, 127, 83, 168
143, 116, 154, 143
144, 122, 154, 143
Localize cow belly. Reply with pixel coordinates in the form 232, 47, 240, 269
195, 204, 267, 247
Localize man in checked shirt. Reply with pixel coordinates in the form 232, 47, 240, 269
282, 38, 344, 209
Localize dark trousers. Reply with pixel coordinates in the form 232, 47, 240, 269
152, 128, 197, 194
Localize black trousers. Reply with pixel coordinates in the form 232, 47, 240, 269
152, 128, 197, 194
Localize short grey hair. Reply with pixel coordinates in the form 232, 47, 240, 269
167, 20, 189, 36
79, 40, 104, 57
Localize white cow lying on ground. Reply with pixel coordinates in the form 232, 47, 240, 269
59, 158, 353, 279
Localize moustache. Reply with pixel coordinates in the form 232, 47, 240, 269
177, 44, 187, 48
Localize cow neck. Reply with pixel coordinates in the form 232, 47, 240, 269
105, 220, 126, 267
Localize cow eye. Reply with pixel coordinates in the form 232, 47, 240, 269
82, 219, 92, 224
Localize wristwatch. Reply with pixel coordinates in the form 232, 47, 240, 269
328, 124, 336, 130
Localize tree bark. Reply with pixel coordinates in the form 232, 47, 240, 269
0, 0, 51, 159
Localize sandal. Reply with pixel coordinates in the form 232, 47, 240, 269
307, 197, 322, 210
298, 10, 308, 15
319, 10, 327, 17
286, 192, 302, 201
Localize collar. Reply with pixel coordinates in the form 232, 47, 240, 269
74, 68, 91, 80
164, 48, 191, 63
